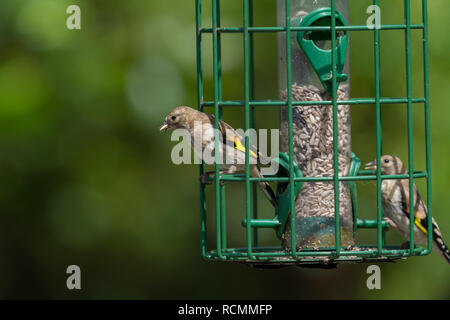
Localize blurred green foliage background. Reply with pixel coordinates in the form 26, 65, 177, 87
0, 0, 448, 299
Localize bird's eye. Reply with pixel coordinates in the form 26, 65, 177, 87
171, 116, 176, 120
384, 159, 390, 163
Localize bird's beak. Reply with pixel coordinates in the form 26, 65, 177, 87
364, 160, 377, 171
159, 119, 169, 132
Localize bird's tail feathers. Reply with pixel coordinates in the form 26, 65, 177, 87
433, 233, 450, 264
429, 220, 450, 264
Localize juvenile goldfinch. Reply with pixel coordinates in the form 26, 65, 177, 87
365, 155, 450, 263
160, 106, 277, 208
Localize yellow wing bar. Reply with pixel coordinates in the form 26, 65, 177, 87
233, 137, 258, 159
414, 217, 428, 235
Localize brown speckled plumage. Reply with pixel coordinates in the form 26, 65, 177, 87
160, 106, 277, 208
365, 155, 450, 263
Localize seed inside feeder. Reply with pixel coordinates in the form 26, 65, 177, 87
280, 84, 354, 250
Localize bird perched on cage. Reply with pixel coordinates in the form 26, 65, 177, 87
160, 106, 278, 208
365, 155, 450, 263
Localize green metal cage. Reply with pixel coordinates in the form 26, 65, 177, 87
195, 0, 432, 266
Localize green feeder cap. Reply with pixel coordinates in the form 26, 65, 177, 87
272, 152, 304, 239
296, 8, 349, 94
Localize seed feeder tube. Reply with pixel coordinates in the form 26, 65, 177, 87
277, 0, 354, 251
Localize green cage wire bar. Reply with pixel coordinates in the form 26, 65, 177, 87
195, 0, 432, 265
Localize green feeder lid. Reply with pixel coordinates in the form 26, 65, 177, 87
296, 8, 349, 94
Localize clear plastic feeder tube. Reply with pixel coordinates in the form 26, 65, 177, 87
277, 0, 353, 250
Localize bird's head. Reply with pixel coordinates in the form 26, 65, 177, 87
159, 106, 195, 132
364, 155, 406, 175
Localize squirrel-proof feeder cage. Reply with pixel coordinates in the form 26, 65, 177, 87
196, 0, 433, 267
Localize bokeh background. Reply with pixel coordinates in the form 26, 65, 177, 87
0, 0, 448, 299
